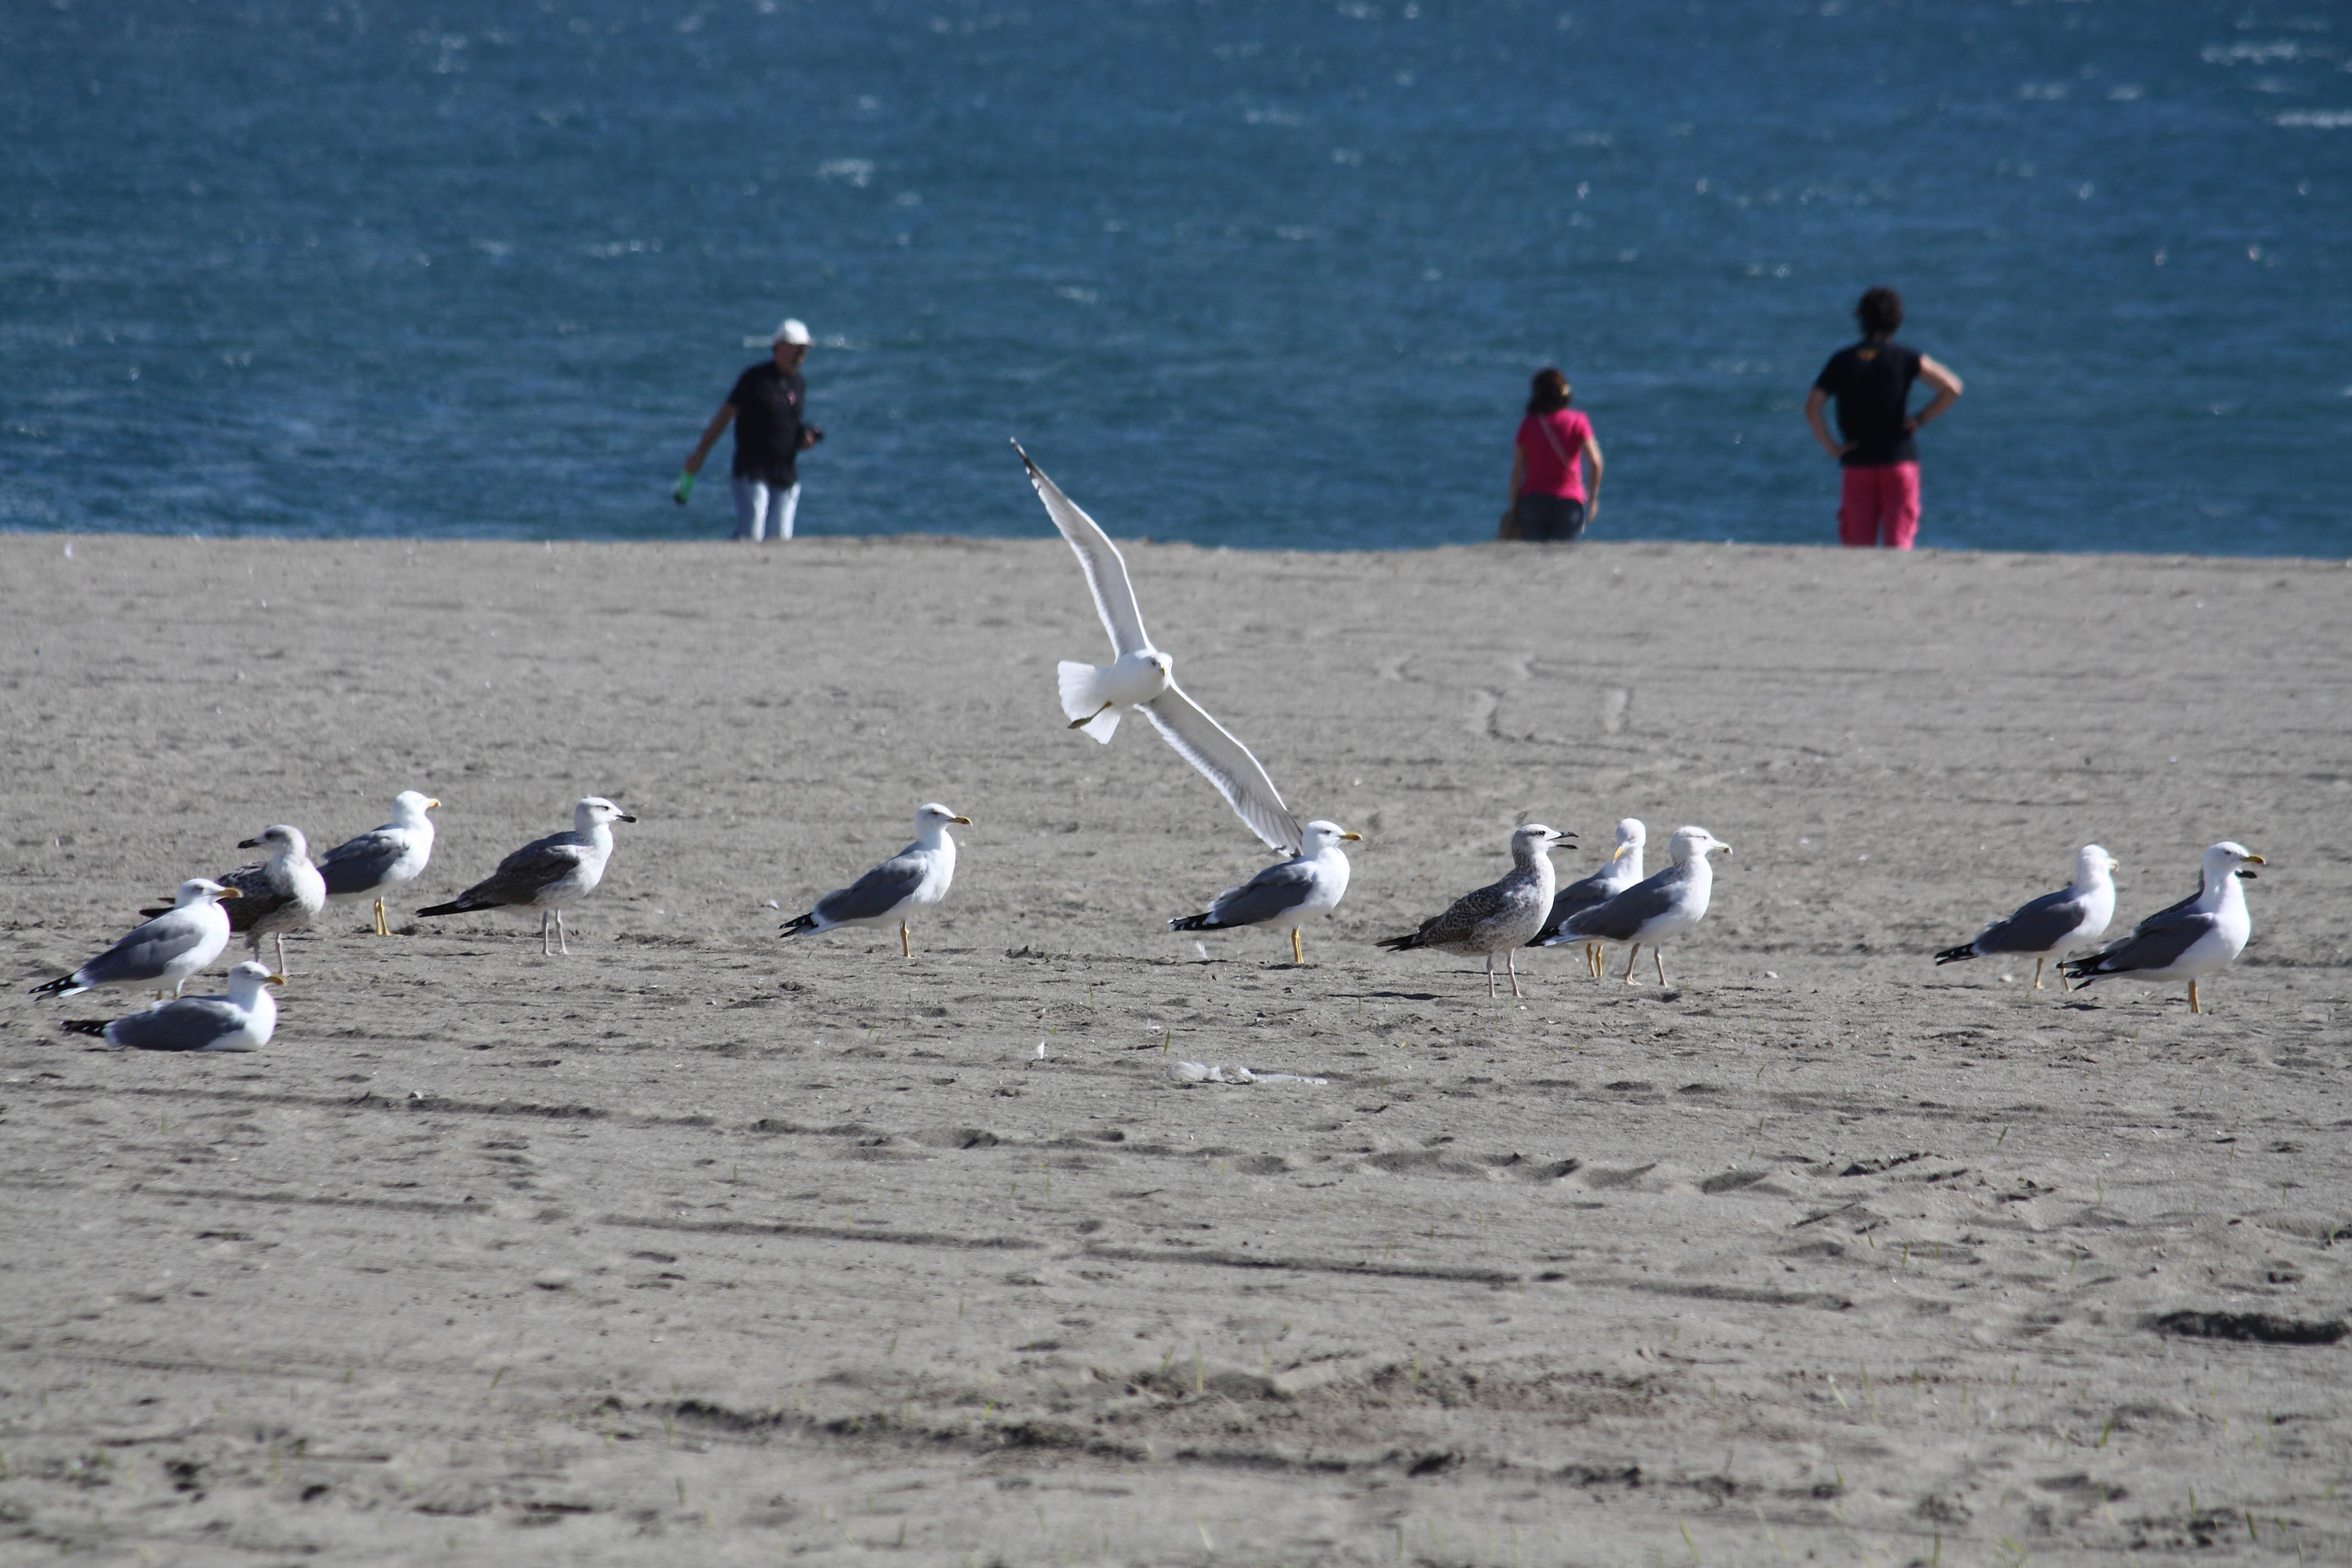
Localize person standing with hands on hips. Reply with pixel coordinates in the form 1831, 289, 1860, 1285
1505, 367, 1603, 543
1804, 287, 1962, 550
677, 317, 824, 541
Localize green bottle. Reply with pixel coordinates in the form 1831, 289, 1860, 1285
672, 471, 696, 507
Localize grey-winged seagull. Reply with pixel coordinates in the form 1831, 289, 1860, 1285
62, 960, 282, 1052
1014, 441, 1303, 855
1542, 825, 1730, 987
1169, 819, 1360, 965
208, 826, 326, 976
2062, 840, 2262, 1014
418, 797, 635, 955
319, 790, 440, 935
1377, 823, 1572, 998
1529, 817, 1645, 976
781, 803, 969, 957
30, 879, 239, 1000
1934, 843, 2117, 992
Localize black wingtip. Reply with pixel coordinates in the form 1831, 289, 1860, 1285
59, 1019, 108, 1037
778, 914, 817, 938
1374, 933, 1419, 952
28, 974, 74, 997
1932, 945, 1976, 965
1168, 914, 1212, 933
414, 901, 465, 918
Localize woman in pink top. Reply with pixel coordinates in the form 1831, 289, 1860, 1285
1508, 367, 1603, 542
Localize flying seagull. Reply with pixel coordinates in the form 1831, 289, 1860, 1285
1378, 823, 1572, 998
1933, 843, 2117, 992
1170, 819, 1361, 965
30, 879, 239, 1000
202, 826, 326, 977
2062, 841, 2262, 1014
1542, 826, 1731, 987
1529, 818, 1646, 976
418, 797, 635, 955
319, 790, 440, 935
782, 803, 970, 958
62, 960, 282, 1052
1013, 440, 1303, 855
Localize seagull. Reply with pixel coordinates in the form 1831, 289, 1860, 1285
1169, 820, 1362, 965
1013, 441, 1303, 855
206, 826, 327, 977
2062, 841, 2262, 1014
1934, 844, 2117, 992
29, 879, 240, 1000
417, 797, 636, 955
1377, 824, 1572, 998
1528, 818, 1646, 976
1542, 826, 1731, 987
319, 791, 440, 935
61, 960, 282, 1052
781, 803, 970, 957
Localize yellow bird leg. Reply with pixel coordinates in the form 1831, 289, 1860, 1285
2189, 979, 2201, 1015
900, 921, 912, 959
1067, 703, 1114, 731
1290, 928, 1304, 966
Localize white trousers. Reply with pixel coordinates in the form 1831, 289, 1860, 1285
729, 477, 801, 541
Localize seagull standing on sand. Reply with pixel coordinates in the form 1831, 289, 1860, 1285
1529, 818, 1646, 977
1543, 826, 1731, 987
212, 826, 326, 976
1933, 844, 2117, 992
61, 960, 282, 1052
1169, 819, 1362, 965
2062, 841, 2262, 1014
417, 797, 635, 955
1012, 441, 1304, 855
29, 879, 239, 1000
1377, 824, 1572, 998
319, 791, 440, 935
781, 803, 970, 958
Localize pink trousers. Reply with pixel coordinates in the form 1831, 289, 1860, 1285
1838, 462, 1920, 549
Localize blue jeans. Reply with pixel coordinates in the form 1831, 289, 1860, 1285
731, 477, 801, 541
1513, 493, 1587, 542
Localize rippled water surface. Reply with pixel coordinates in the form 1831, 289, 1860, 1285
5, 1, 2348, 553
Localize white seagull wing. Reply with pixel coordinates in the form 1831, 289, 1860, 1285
1013, 440, 1151, 658
1142, 682, 1303, 854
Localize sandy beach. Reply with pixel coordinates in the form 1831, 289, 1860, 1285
3, 532, 2350, 1565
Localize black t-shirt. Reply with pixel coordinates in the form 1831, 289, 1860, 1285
726, 361, 805, 484
1814, 340, 1923, 467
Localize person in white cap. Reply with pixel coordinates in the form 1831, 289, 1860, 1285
679, 317, 824, 541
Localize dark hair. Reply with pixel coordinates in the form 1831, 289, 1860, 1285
1856, 286, 1904, 339
1526, 367, 1571, 415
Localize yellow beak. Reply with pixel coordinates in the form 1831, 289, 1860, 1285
264, 973, 286, 987
1340, 831, 1362, 842
427, 798, 442, 810
950, 815, 973, 826
2244, 852, 2265, 864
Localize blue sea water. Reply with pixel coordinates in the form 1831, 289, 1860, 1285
3, 0, 2348, 556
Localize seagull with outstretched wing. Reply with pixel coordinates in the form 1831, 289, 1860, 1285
1013, 441, 1304, 856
